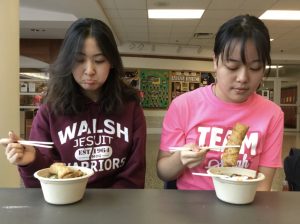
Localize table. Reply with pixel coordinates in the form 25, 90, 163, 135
0, 188, 298, 224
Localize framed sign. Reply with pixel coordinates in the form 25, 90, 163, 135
170, 71, 201, 101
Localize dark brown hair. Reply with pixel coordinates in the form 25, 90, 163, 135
45, 18, 139, 115
214, 14, 271, 75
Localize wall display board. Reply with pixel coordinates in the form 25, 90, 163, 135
170, 71, 201, 100
170, 71, 215, 101
140, 69, 169, 108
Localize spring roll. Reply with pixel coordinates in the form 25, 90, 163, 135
221, 123, 249, 167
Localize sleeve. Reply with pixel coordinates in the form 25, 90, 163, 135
18, 104, 61, 187
112, 103, 146, 188
160, 99, 187, 151
259, 108, 284, 168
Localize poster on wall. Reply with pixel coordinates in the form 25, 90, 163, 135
140, 69, 169, 109
170, 71, 201, 100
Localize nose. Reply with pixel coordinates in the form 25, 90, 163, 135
236, 67, 249, 83
84, 59, 96, 76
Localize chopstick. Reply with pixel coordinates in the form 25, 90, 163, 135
192, 172, 230, 178
17, 140, 54, 149
169, 145, 240, 152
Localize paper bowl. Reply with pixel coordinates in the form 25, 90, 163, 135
208, 167, 265, 204
34, 166, 94, 205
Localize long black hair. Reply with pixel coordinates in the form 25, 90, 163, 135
214, 14, 271, 75
45, 18, 140, 115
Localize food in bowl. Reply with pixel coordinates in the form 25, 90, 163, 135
34, 164, 94, 205
221, 123, 249, 167
208, 167, 265, 204
47, 162, 86, 179
212, 166, 257, 180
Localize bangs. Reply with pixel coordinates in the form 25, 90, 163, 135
221, 36, 263, 65
69, 33, 87, 67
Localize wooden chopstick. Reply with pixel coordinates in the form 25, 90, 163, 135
169, 145, 240, 152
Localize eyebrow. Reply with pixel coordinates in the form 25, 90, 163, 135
76, 52, 104, 57
227, 58, 261, 64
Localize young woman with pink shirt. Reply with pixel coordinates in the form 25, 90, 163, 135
157, 15, 283, 191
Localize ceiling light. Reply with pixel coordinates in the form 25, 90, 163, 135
266, 65, 283, 69
193, 32, 214, 39
148, 9, 205, 19
259, 10, 300, 20
21, 72, 49, 80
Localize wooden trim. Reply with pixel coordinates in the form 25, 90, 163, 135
20, 39, 213, 63
120, 53, 213, 61
20, 39, 63, 64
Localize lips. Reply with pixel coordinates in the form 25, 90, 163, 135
83, 80, 95, 84
233, 87, 248, 93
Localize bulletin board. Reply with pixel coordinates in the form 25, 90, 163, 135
140, 69, 169, 109
170, 71, 202, 101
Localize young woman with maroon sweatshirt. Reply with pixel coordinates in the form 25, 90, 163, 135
1, 18, 146, 188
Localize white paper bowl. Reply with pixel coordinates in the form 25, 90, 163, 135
208, 167, 265, 204
34, 166, 94, 205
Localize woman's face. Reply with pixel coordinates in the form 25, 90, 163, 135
72, 37, 111, 101
213, 40, 264, 103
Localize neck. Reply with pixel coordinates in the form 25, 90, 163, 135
84, 91, 99, 102
212, 84, 217, 97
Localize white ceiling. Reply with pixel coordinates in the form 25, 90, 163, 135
20, 0, 300, 62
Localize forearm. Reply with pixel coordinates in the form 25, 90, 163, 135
157, 151, 185, 181
256, 166, 276, 191
18, 150, 54, 187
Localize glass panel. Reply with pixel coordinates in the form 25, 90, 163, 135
278, 64, 300, 78
267, 66, 277, 77
280, 82, 297, 104
257, 80, 274, 101
282, 106, 297, 129
280, 80, 298, 130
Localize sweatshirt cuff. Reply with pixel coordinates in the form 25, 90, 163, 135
18, 150, 46, 176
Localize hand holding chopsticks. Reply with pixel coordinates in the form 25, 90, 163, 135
1, 134, 54, 149
1, 131, 54, 166
0, 139, 54, 149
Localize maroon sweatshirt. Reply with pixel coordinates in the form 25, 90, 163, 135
18, 100, 146, 188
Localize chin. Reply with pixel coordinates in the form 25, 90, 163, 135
234, 97, 248, 103
82, 84, 100, 90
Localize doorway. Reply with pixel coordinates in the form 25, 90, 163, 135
258, 77, 299, 131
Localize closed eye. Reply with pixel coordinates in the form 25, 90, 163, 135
94, 59, 106, 64
75, 54, 85, 63
250, 67, 263, 71
225, 64, 239, 71
94, 55, 107, 64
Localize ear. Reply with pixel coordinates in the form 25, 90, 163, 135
212, 53, 218, 71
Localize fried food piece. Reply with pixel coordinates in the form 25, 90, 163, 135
49, 162, 65, 174
222, 123, 249, 167
61, 169, 85, 179
48, 162, 85, 179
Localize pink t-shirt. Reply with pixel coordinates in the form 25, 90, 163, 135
160, 84, 283, 190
